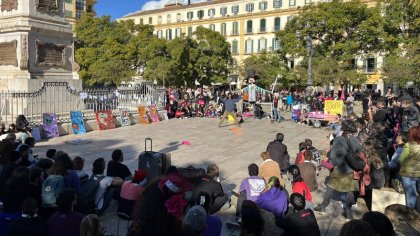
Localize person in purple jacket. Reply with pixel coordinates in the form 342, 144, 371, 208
255, 176, 288, 224
236, 164, 266, 217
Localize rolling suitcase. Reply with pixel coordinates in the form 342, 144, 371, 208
138, 138, 171, 182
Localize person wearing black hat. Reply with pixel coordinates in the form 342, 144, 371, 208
315, 120, 361, 220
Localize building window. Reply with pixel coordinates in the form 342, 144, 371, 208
258, 38, 267, 52
220, 7, 227, 16
246, 20, 253, 34
273, 38, 281, 50
140, 18, 143, 24
149, 17, 152, 24
87, 5, 92, 12
167, 14, 171, 23
289, 0, 295, 6
188, 27, 193, 37
246, 3, 254, 13
157, 30, 163, 38
209, 24, 215, 31
260, 19, 266, 32
177, 13, 181, 22
305, 0, 311, 3
245, 39, 253, 54
187, 11, 193, 20
65, 0, 72, 3
232, 5, 239, 15
166, 29, 172, 40
158, 16, 162, 24
232, 22, 239, 35
274, 17, 281, 31
208, 8, 215, 18
197, 10, 204, 19
175, 28, 182, 38
221, 23, 227, 36
232, 40, 238, 54
75, 0, 84, 10
273, 0, 282, 8
64, 10, 73, 17
364, 57, 376, 73
259, 1, 268, 11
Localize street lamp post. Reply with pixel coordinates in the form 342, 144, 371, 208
305, 35, 313, 95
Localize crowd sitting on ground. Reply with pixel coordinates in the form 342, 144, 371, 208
0, 87, 418, 236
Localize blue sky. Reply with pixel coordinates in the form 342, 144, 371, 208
95, 0, 146, 20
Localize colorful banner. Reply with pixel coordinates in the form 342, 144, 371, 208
148, 105, 160, 123
324, 100, 344, 115
95, 110, 116, 131
308, 111, 337, 121
70, 111, 86, 135
42, 113, 59, 138
119, 109, 131, 126
138, 106, 149, 124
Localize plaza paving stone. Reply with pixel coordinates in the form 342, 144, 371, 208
34, 115, 368, 236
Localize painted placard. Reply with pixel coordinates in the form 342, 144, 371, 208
42, 113, 59, 138
70, 111, 86, 134
148, 105, 160, 123
95, 110, 116, 131
138, 106, 149, 124
324, 100, 344, 115
119, 109, 131, 126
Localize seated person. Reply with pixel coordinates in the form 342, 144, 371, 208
255, 176, 288, 223
279, 193, 320, 236
5, 197, 48, 236
288, 165, 313, 209
295, 142, 307, 164
120, 170, 147, 201
73, 156, 88, 181
91, 158, 123, 215
106, 149, 132, 181
258, 152, 285, 187
194, 192, 222, 236
47, 189, 84, 236
236, 164, 266, 217
192, 164, 229, 215
297, 151, 318, 192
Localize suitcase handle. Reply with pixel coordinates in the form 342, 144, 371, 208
145, 138, 152, 152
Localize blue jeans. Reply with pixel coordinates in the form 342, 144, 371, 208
273, 108, 280, 122
348, 106, 353, 115
401, 176, 420, 208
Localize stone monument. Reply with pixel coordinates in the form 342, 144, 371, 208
0, 0, 81, 91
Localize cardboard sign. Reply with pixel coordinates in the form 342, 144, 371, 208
70, 111, 86, 134
138, 106, 149, 124
42, 113, 59, 138
148, 105, 160, 123
324, 100, 343, 115
119, 109, 131, 126
95, 110, 116, 131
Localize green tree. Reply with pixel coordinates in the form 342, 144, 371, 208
240, 53, 292, 88
75, 15, 139, 85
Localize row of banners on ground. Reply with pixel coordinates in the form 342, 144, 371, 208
41, 105, 165, 138
292, 100, 344, 121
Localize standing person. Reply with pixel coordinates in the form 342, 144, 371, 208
273, 93, 281, 123
398, 126, 420, 209
218, 93, 241, 128
106, 149, 132, 180
266, 133, 290, 174
279, 193, 321, 236
346, 93, 355, 116
258, 152, 284, 186
314, 120, 361, 220
47, 189, 84, 236
286, 93, 293, 112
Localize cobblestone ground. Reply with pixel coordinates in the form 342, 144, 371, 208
35, 110, 369, 236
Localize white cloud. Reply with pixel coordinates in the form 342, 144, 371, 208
140, 0, 209, 11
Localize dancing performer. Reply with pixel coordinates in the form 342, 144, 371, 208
218, 93, 241, 128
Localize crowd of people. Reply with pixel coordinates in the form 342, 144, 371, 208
0, 84, 418, 236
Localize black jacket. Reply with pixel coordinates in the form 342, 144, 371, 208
266, 141, 290, 171
5, 216, 48, 236
279, 209, 321, 236
192, 175, 225, 205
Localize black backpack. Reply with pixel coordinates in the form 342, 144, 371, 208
76, 175, 105, 214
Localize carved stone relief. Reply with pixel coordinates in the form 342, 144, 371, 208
20, 35, 29, 70
36, 0, 59, 14
0, 0, 18, 12
0, 40, 18, 67
35, 40, 67, 69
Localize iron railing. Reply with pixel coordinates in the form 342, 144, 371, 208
0, 81, 166, 126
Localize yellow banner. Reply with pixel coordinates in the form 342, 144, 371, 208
324, 100, 344, 115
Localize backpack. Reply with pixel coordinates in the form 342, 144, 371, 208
308, 147, 321, 165
42, 175, 65, 208
76, 175, 105, 214
344, 137, 371, 196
